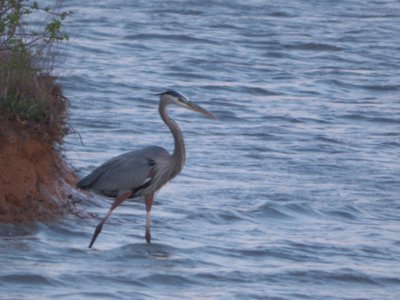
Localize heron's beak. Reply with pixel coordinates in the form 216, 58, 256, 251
188, 101, 216, 119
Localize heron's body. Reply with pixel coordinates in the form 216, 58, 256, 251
77, 146, 173, 198
77, 90, 214, 248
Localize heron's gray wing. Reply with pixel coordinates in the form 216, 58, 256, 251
77, 146, 170, 197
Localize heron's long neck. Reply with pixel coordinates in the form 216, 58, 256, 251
159, 103, 185, 173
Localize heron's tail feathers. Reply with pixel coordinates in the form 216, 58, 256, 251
76, 170, 100, 189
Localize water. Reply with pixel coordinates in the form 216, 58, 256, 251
1, 1, 400, 299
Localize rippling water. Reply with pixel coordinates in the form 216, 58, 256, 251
1, 1, 400, 299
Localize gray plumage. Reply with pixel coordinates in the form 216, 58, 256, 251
77, 90, 215, 248
77, 146, 170, 197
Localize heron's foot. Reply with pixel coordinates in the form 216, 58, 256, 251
145, 230, 151, 244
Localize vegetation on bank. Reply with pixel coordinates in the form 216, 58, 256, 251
0, 1, 77, 223
0, 0, 71, 141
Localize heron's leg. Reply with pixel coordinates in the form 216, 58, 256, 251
88, 191, 131, 248
145, 193, 154, 243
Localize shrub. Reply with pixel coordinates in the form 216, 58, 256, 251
0, 0, 70, 135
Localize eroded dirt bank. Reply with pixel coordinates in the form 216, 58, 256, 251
0, 70, 79, 223
0, 122, 77, 223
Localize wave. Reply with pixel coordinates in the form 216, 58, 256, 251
284, 42, 343, 51
124, 33, 216, 44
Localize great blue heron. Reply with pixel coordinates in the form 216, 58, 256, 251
77, 90, 215, 248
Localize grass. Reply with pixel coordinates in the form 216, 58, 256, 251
0, 48, 68, 142
0, 0, 70, 142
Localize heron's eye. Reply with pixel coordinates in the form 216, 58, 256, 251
178, 98, 185, 103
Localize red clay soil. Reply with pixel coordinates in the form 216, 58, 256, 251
0, 122, 77, 223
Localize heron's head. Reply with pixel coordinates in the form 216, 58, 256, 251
158, 90, 216, 119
